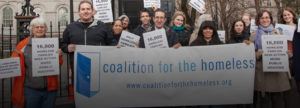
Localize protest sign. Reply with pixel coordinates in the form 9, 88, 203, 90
262, 35, 289, 72
275, 24, 296, 41
217, 30, 226, 43
93, 0, 113, 23
189, 0, 206, 14
143, 29, 169, 48
74, 44, 255, 107
118, 31, 140, 47
32, 38, 59, 77
143, 0, 161, 8
0, 58, 21, 79
250, 19, 258, 33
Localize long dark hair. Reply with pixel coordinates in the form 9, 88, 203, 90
196, 21, 222, 45
228, 20, 249, 43
230, 20, 246, 36
280, 7, 298, 24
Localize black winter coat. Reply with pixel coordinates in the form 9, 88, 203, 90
61, 19, 114, 53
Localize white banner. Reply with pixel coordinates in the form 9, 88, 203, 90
143, 0, 161, 8
93, 0, 113, 23
262, 35, 289, 72
217, 30, 226, 43
275, 24, 295, 41
32, 38, 59, 77
0, 58, 21, 79
118, 31, 140, 47
143, 29, 169, 48
74, 43, 255, 108
189, 0, 206, 14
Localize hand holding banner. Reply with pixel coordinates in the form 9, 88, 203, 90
143, 29, 169, 48
74, 44, 255, 107
118, 31, 140, 47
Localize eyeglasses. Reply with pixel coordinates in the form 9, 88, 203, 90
154, 16, 165, 19
260, 16, 270, 20
33, 26, 45, 29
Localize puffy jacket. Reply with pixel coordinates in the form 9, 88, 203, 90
61, 19, 114, 53
133, 25, 152, 48
11, 37, 63, 108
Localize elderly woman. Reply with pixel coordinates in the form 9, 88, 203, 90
11, 17, 63, 108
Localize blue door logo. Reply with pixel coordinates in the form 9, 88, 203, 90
76, 52, 100, 97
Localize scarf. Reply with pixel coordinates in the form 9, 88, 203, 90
171, 26, 185, 32
255, 25, 274, 50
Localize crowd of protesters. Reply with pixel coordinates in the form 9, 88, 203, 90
8, 0, 300, 108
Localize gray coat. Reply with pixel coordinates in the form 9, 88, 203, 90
252, 28, 291, 92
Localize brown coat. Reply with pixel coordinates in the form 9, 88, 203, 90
252, 28, 291, 92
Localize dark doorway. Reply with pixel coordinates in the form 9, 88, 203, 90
119, 0, 175, 31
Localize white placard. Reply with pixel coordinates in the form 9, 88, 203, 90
262, 35, 289, 72
250, 19, 258, 33
118, 31, 140, 47
189, 0, 206, 14
297, 18, 300, 33
217, 30, 226, 43
32, 38, 59, 77
275, 24, 296, 41
143, 29, 169, 48
74, 44, 255, 107
143, 0, 161, 8
93, 0, 113, 23
0, 58, 21, 79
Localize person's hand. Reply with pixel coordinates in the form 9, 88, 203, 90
256, 49, 263, 60
58, 49, 63, 56
243, 40, 252, 45
134, 42, 140, 48
116, 45, 121, 48
172, 43, 182, 49
287, 50, 293, 58
68, 44, 76, 52
151, 4, 158, 11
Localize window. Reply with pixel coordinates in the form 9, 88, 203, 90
2, 7, 13, 27
58, 7, 69, 26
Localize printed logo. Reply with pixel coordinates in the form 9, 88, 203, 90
76, 52, 100, 97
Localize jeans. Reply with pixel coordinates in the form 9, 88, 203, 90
24, 87, 57, 108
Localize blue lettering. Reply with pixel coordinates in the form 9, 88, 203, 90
103, 64, 108, 73
236, 60, 242, 69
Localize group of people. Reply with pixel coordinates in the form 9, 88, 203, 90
9, 0, 300, 108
